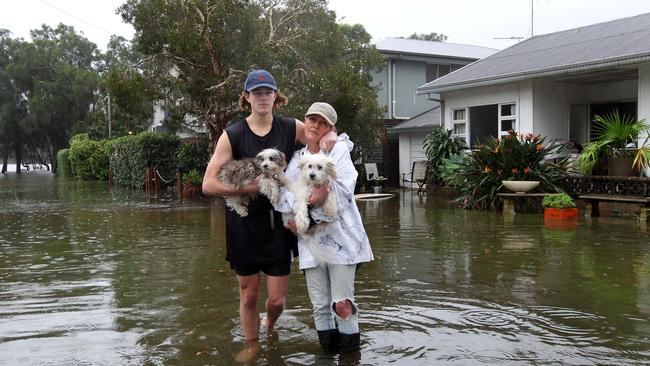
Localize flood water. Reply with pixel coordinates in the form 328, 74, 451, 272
1, 172, 649, 365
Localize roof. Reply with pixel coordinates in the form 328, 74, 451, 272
375, 38, 498, 61
389, 106, 441, 133
417, 12, 650, 94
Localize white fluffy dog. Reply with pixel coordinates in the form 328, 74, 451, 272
218, 148, 287, 217
291, 154, 338, 235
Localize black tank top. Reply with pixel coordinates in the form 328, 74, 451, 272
223, 116, 298, 266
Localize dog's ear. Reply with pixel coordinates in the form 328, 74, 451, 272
277, 151, 287, 168
325, 159, 337, 180
254, 155, 263, 165
297, 158, 306, 171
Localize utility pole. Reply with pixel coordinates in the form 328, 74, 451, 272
107, 93, 112, 138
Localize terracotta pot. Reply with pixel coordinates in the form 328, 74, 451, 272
544, 207, 578, 219
607, 157, 635, 177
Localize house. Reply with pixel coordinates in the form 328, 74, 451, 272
369, 38, 497, 186
150, 100, 205, 140
416, 13, 650, 152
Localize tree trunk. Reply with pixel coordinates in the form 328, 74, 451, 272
15, 144, 22, 174
1, 151, 7, 174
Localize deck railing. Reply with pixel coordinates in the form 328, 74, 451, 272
561, 175, 650, 197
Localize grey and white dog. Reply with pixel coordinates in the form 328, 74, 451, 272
291, 154, 338, 235
218, 148, 287, 217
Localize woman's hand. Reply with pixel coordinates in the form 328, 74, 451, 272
284, 220, 297, 234
309, 184, 331, 205
319, 130, 337, 151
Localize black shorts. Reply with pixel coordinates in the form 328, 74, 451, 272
232, 261, 291, 277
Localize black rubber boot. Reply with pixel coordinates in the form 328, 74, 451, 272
317, 329, 341, 350
339, 332, 360, 352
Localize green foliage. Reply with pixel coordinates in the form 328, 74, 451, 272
441, 130, 567, 210
107, 132, 180, 188
68, 134, 109, 180
183, 168, 203, 185
404, 32, 448, 42
577, 110, 649, 175
118, 0, 385, 154
542, 193, 576, 208
56, 149, 72, 178
106, 134, 145, 188
177, 137, 209, 172
423, 128, 466, 186
22, 24, 99, 174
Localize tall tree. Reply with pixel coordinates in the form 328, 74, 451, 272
0, 30, 29, 173
404, 32, 448, 42
118, 0, 384, 152
87, 35, 153, 139
21, 24, 99, 173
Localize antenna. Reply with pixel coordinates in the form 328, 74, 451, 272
531, 0, 534, 37
494, 37, 525, 41
494, 1, 534, 42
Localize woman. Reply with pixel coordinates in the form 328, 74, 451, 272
275, 102, 374, 352
202, 70, 336, 357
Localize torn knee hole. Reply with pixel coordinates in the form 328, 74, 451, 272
332, 299, 357, 319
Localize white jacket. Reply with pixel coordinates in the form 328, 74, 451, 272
275, 134, 374, 269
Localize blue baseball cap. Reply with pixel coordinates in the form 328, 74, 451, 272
244, 69, 278, 92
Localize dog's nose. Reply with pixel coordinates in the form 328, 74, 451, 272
309, 173, 316, 179
262, 164, 268, 169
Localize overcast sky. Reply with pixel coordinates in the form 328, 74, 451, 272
2, 0, 650, 51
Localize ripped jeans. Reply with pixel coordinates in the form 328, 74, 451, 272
305, 263, 359, 335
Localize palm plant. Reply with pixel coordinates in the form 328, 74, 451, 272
576, 110, 649, 175
423, 128, 466, 187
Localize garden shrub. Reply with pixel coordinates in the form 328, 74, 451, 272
56, 149, 72, 178
177, 137, 209, 172
542, 193, 576, 208
69, 134, 109, 180
441, 130, 568, 210
423, 128, 466, 187
107, 135, 145, 188
138, 132, 181, 184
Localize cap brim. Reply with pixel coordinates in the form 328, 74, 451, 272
246, 83, 278, 92
305, 112, 335, 126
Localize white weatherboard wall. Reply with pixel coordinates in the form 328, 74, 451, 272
639, 65, 650, 176
442, 81, 534, 135
589, 79, 637, 103
398, 131, 430, 187
531, 80, 586, 141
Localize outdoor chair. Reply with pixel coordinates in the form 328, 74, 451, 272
364, 163, 379, 181
402, 160, 427, 194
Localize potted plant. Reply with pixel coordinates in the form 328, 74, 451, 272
371, 176, 387, 193
576, 111, 649, 176
182, 168, 203, 199
542, 193, 578, 219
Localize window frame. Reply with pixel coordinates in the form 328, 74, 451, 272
498, 103, 517, 137
451, 107, 469, 145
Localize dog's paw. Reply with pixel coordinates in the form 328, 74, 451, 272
233, 206, 249, 217
295, 216, 310, 234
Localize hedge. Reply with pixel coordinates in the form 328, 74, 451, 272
176, 136, 209, 172
56, 149, 72, 178
69, 134, 110, 180
107, 132, 181, 188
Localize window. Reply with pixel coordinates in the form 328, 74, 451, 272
498, 103, 517, 137
452, 108, 468, 145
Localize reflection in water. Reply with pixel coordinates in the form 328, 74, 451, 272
1, 173, 649, 365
